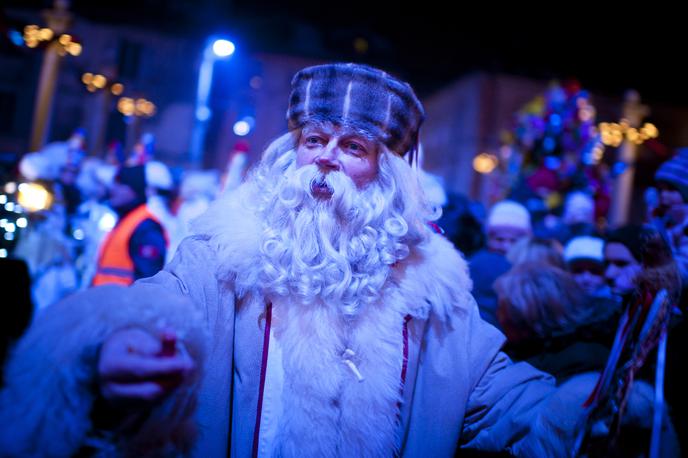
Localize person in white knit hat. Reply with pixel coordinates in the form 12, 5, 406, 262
486, 200, 532, 255
468, 200, 531, 329
563, 236, 608, 297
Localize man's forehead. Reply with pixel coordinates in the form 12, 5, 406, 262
301, 122, 376, 141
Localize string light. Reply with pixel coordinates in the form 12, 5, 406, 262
473, 153, 499, 174
23, 24, 81, 56
599, 120, 658, 147
117, 97, 156, 118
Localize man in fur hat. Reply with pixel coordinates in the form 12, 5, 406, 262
1, 64, 589, 457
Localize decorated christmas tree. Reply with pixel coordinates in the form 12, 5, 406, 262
499, 80, 611, 224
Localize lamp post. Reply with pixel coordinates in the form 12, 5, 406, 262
188, 37, 235, 168
25, 0, 82, 152
602, 91, 657, 226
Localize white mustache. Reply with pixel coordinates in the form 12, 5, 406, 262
289, 165, 355, 201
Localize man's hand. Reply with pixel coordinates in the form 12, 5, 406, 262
98, 328, 195, 406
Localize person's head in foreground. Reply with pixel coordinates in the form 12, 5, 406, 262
205, 63, 437, 316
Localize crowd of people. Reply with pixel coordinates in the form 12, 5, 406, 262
0, 62, 685, 457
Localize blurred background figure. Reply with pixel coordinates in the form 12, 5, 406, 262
176, 170, 220, 238
494, 260, 680, 456
603, 225, 663, 298
484, 200, 532, 256
495, 262, 612, 382
91, 165, 167, 286
417, 168, 448, 218
71, 158, 118, 288
13, 131, 87, 310
437, 192, 485, 258
507, 236, 564, 269
564, 236, 610, 298
652, 147, 688, 284
220, 141, 249, 193
559, 191, 599, 242
144, 160, 181, 262
469, 200, 531, 328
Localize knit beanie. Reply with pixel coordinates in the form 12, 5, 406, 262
564, 236, 604, 264
655, 147, 688, 201
287, 63, 425, 157
487, 200, 532, 231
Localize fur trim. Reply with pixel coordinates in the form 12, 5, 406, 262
0, 284, 207, 457
193, 182, 473, 321
191, 182, 265, 300
271, 298, 405, 457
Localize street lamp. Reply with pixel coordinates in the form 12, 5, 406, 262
24, 0, 82, 152
189, 37, 236, 168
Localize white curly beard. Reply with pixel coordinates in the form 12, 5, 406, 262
256, 161, 411, 316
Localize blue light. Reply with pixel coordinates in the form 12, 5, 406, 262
544, 156, 561, 170
233, 120, 250, 136
8, 30, 23, 47
612, 161, 627, 176
196, 106, 211, 122
212, 39, 235, 58
543, 137, 556, 152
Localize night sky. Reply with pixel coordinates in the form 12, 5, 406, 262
3, 0, 686, 104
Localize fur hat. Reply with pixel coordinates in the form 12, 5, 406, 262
286, 63, 425, 157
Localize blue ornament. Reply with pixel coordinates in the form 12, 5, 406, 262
612, 161, 627, 176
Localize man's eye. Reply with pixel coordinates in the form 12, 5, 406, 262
347, 142, 366, 155
306, 136, 324, 145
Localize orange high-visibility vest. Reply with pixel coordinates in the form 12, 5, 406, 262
92, 204, 165, 286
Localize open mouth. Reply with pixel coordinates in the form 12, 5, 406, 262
311, 179, 333, 199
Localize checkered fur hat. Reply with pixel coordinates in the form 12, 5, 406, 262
287, 63, 425, 158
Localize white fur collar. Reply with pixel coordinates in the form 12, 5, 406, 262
191, 182, 473, 322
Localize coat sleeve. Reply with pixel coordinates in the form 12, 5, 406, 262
128, 217, 167, 280
0, 235, 224, 457
460, 302, 591, 457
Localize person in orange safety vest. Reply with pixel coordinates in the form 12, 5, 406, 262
92, 165, 167, 286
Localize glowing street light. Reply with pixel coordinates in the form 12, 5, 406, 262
212, 39, 235, 58
189, 36, 236, 167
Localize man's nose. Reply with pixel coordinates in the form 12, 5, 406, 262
315, 144, 340, 171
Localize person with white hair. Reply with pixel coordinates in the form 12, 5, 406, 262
2, 63, 594, 457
